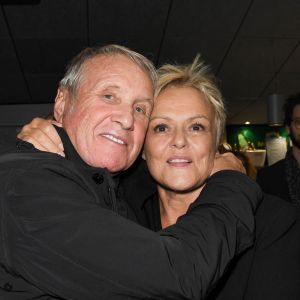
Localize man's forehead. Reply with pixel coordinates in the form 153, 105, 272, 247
84, 54, 152, 83
85, 54, 136, 71
84, 54, 120, 71
79, 55, 154, 99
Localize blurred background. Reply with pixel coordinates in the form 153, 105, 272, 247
1, 0, 299, 166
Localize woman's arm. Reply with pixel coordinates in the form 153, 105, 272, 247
17, 117, 64, 156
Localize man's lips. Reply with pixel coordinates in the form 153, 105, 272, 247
101, 134, 127, 145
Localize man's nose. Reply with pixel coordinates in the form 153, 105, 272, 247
170, 129, 186, 149
111, 106, 134, 130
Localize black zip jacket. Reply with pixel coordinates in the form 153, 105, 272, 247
0, 128, 262, 299
122, 162, 300, 299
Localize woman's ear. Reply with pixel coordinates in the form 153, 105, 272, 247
54, 88, 68, 124
142, 149, 146, 160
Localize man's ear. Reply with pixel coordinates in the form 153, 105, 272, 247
285, 125, 290, 135
54, 88, 68, 124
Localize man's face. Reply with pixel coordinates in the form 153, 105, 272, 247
288, 104, 300, 149
54, 54, 154, 172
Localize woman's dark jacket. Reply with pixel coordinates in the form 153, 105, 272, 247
0, 128, 262, 299
123, 158, 300, 300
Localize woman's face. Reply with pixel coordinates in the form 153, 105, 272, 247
143, 85, 217, 192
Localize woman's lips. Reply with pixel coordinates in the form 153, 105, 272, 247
167, 157, 192, 166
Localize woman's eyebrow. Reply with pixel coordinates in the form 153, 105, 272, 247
149, 116, 171, 122
188, 115, 210, 121
149, 115, 209, 122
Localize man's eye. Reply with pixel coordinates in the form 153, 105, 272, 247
135, 105, 151, 118
135, 106, 146, 114
154, 124, 167, 132
104, 94, 113, 100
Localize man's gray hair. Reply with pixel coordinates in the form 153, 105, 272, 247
59, 44, 157, 100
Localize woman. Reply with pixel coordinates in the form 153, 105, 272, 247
18, 56, 300, 299
124, 56, 227, 231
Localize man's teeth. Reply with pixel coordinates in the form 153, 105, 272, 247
102, 134, 125, 145
169, 159, 190, 163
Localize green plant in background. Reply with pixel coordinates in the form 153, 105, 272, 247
238, 132, 248, 150
226, 125, 288, 150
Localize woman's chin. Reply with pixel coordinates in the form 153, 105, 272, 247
162, 180, 205, 194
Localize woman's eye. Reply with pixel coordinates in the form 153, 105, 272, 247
153, 124, 167, 132
191, 123, 204, 131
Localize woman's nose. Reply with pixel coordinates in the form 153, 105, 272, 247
170, 129, 186, 149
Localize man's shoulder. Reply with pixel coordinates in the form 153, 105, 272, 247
255, 193, 299, 248
256, 159, 286, 189
258, 192, 296, 216
0, 132, 19, 154
0, 147, 74, 184
258, 159, 285, 174
0, 147, 58, 167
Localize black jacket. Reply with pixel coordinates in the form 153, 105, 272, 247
0, 128, 262, 299
256, 159, 291, 202
209, 193, 300, 300
123, 160, 300, 300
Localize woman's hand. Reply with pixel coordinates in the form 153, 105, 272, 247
17, 117, 65, 156
212, 152, 246, 175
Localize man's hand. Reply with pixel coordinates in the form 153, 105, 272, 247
211, 152, 246, 175
17, 117, 64, 156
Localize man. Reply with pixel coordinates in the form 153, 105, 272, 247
0, 45, 261, 299
257, 93, 300, 208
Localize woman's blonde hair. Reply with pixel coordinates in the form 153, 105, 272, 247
155, 55, 226, 148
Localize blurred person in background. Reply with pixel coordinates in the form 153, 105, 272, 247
257, 93, 300, 208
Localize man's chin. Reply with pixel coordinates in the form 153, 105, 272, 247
95, 159, 129, 174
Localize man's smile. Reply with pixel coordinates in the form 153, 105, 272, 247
101, 134, 126, 145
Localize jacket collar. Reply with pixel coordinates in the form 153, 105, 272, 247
121, 158, 157, 209
55, 125, 119, 189
55, 125, 87, 167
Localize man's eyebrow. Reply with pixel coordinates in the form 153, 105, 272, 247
101, 86, 153, 102
136, 97, 153, 103
102, 85, 121, 90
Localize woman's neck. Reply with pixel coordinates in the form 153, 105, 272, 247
158, 185, 203, 229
